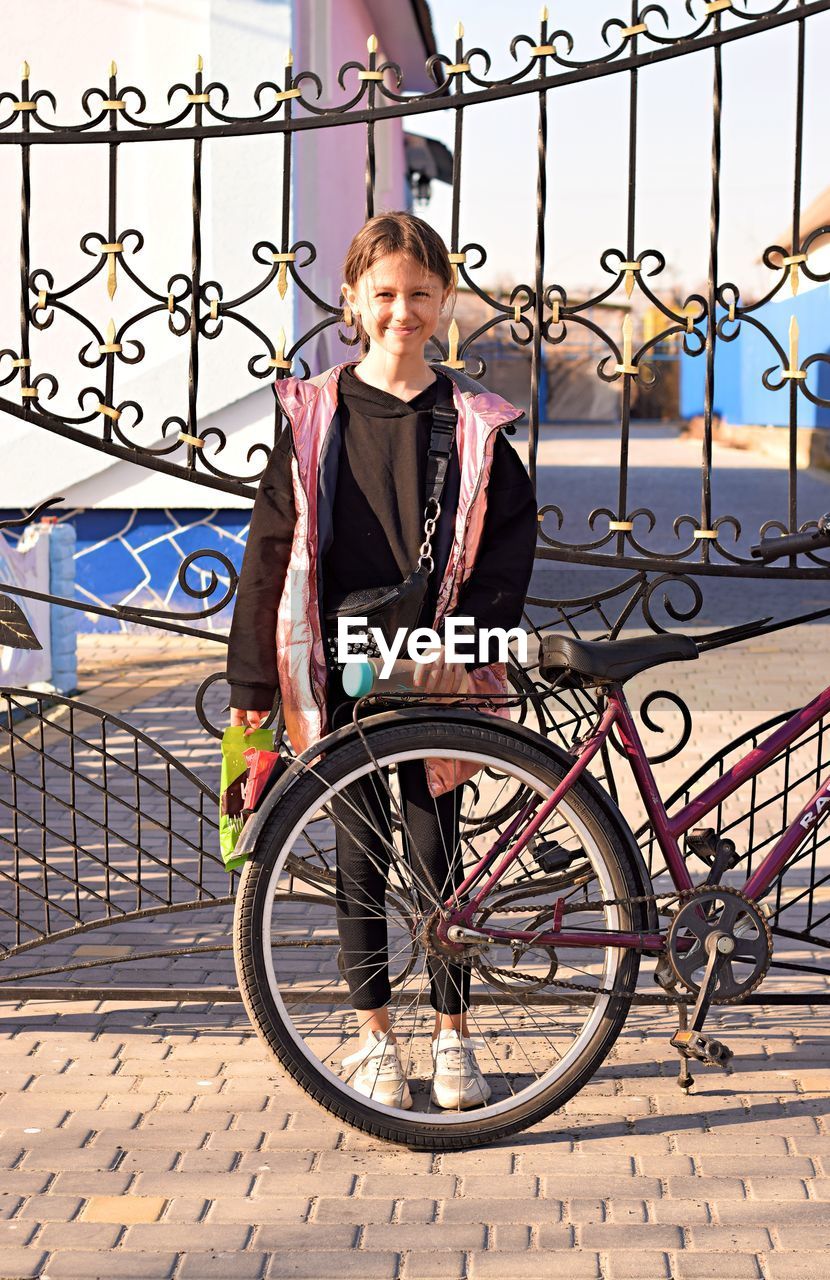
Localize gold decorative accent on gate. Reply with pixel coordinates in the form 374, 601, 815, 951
781, 315, 806, 380
531, 45, 555, 56
11, 358, 31, 368
187, 93, 211, 104
608, 520, 634, 531
693, 529, 718, 540
782, 252, 807, 297
271, 251, 296, 300
446, 64, 471, 74
167, 293, 175, 312
620, 261, 641, 298
36, 290, 47, 309
178, 431, 204, 448
21, 386, 38, 398
99, 318, 122, 355
274, 87, 301, 101
101, 100, 126, 110
97, 403, 121, 421
705, 0, 732, 11
443, 319, 466, 369
100, 242, 123, 300
448, 251, 466, 285
621, 23, 648, 37
268, 328, 292, 370
513, 303, 522, 324
209, 299, 219, 321
551, 298, 561, 324
13, 101, 36, 111
614, 315, 638, 376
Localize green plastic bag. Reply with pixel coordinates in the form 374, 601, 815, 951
219, 724, 275, 872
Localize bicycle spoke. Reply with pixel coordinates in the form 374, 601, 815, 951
285, 927, 424, 1048
400, 954, 432, 1085
323, 785, 445, 914
294, 754, 442, 910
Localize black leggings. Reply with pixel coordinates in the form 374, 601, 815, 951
328, 693, 470, 1014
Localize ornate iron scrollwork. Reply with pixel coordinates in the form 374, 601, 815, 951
3, 2, 830, 989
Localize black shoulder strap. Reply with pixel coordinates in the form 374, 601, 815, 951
424, 402, 457, 510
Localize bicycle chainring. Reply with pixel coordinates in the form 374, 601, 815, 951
666, 886, 772, 1003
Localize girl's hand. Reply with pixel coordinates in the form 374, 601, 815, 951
230, 707, 270, 735
413, 647, 469, 698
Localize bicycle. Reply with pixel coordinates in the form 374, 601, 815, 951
232, 517, 830, 1148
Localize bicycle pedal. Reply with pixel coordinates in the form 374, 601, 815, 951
671, 1028, 734, 1069
686, 827, 717, 865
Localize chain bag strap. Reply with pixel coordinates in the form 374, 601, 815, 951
416, 401, 457, 574
324, 400, 458, 661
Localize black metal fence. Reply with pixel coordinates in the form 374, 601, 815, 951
3, 0, 830, 989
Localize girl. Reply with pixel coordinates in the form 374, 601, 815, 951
227, 212, 537, 1110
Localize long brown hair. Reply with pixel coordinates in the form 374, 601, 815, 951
342, 212, 454, 352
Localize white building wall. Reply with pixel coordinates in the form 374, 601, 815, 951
0, 0, 293, 498
0, 0, 419, 509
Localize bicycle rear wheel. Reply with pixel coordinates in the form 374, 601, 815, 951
234, 717, 643, 1148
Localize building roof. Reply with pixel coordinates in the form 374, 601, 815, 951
772, 187, 830, 255
2, 374, 273, 511
365, 0, 438, 92
407, 0, 439, 60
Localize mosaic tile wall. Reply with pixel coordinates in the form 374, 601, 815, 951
0, 509, 249, 633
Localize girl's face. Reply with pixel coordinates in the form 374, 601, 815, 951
343, 252, 450, 357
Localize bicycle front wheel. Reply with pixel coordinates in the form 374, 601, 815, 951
234, 717, 643, 1148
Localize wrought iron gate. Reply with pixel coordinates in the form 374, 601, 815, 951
2, 0, 830, 999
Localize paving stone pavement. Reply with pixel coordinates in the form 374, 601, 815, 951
1, 625, 828, 1279
2, 424, 830, 1279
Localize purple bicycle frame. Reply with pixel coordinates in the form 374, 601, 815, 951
442, 682, 830, 955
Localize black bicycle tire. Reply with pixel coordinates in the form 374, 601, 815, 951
234, 718, 644, 1150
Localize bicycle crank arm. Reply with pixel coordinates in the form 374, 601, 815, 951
670, 932, 735, 1069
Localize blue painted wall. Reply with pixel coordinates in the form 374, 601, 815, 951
0, 509, 250, 633
679, 283, 830, 428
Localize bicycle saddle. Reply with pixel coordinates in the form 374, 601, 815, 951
539, 632, 699, 688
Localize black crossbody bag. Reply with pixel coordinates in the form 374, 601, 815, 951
323, 401, 458, 663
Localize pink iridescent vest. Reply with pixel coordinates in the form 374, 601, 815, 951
273, 362, 523, 798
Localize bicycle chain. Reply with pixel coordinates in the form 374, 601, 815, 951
477, 964, 696, 1005
473, 888, 759, 1006
493, 890, 683, 915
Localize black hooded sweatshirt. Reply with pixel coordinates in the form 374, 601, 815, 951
226, 367, 538, 711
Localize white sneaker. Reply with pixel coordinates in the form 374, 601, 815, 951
431, 1029, 492, 1110
341, 1030, 413, 1109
